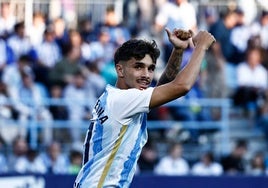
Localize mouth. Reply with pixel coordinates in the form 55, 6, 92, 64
138, 80, 150, 90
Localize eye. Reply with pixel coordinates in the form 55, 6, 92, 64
134, 64, 143, 70
148, 65, 156, 72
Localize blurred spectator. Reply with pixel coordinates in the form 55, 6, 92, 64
232, 47, 267, 118
68, 29, 91, 63
208, 9, 239, 96
68, 149, 83, 175
257, 0, 268, 11
154, 142, 190, 175
85, 62, 106, 101
0, 81, 13, 120
202, 49, 227, 101
0, 38, 7, 77
247, 151, 266, 176
48, 84, 69, 142
2, 54, 32, 89
26, 11, 46, 47
7, 136, 28, 173
154, 0, 197, 33
123, 0, 152, 36
191, 151, 223, 176
41, 141, 68, 174
34, 26, 62, 87
61, 0, 77, 29
0, 137, 8, 173
15, 148, 47, 174
237, 0, 257, 25
0, 81, 18, 144
257, 90, 268, 141
0, 2, 16, 39
199, 6, 218, 31
78, 18, 97, 43
87, 27, 118, 86
154, 0, 197, 62
52, 17, 69, 52
220, 139, 248, 175
49, 84, 69, 120
9, 66, 52, 144
250, 10, 268, 67
95, 5, 131, 47
63, 69, 93, 143
137, 0, 155, 34
49, 45, 83, 87
6, 21, 32, 63
87, 27, 116, 71
230, 9, 251, 64
137, 141, 159, 174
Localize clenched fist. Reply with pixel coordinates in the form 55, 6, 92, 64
174, 29, 193, 41
165, 28, 193, 49
192, 30, 215, 50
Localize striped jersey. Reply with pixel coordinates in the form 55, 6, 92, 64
74, 84, 154, 188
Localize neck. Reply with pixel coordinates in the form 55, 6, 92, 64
115, 80, 128, 89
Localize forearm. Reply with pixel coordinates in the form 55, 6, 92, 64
150, 31, 214, 109
174, 45, 206, 91
157, 48, 184, 86
149, 46, 206, 109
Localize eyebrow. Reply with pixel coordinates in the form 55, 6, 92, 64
134, 61, 145, 65
134, 61, 156, 66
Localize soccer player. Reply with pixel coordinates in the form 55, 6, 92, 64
74, 28, 215, 187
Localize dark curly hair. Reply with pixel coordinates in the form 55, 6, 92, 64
114, 39, 160, 65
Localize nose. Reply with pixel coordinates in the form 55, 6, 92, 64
142, 68, 150, 78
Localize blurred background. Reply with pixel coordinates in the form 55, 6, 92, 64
0, 0, 268, 187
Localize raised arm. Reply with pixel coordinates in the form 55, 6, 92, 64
150, 30, 215, 109
157, 28, 193, 86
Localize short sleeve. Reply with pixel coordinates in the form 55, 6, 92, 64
109, 87, 154, 121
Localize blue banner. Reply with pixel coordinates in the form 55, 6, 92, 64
1, 174, 268, 188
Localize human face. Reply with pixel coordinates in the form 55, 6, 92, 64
248, 49, 261, 68
117, 54, 156, 90
170, 144, 182, 159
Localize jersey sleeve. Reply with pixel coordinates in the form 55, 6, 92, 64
109, 87, 154, 124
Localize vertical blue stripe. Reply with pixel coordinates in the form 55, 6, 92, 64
92, 122, 103, 154
79, 88, 109, 186
92, 89, 108, 155
118, 113, 147, 187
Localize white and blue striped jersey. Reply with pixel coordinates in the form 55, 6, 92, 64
74, 84, 154, 188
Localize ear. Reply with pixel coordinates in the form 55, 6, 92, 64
115, 64, 124, 78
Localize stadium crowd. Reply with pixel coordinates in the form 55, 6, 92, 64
0, 0, 268, 176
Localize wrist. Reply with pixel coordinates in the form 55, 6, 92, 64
194, 43, 208, 51
173, 48, 184, 54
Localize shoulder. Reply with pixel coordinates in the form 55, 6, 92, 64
105, 86, 154, 114
257, 64, 267, 71
181, 2, 196, 11
158, 156, 171, 164
212, 162, 223, 168
107, 85, 154, 97
179, 157, 189, 165
158, 2, 177, 14
237, 62, 248, 69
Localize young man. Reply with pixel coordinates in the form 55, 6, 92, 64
74, 28, 215, 188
